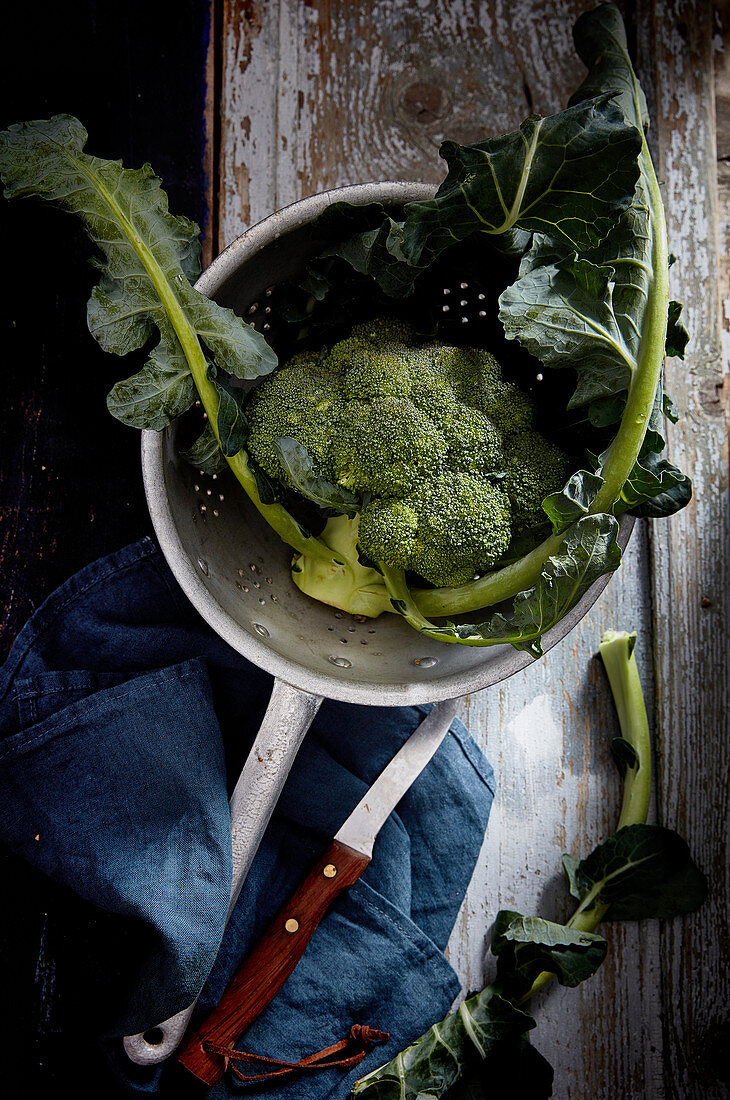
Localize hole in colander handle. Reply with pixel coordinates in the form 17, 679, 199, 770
123, 679, 324, 1065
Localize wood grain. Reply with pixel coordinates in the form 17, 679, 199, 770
216, 0, 589, 246
214, 2, 727, 1097
637, 1, 730, 1095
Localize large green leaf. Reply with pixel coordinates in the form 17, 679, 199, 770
401, 96, 641, 268
564, 824, 707, 920
0, 114, 276, 433
351, 987, 537, 1100
106, 330, 196, 429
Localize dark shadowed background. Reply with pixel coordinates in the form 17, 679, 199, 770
1, 3, 210, 1092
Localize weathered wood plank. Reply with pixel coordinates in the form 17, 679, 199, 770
636, 1, 730, 1096
217, 0, 591, 245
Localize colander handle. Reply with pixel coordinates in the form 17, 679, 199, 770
122, 678, 323, 1066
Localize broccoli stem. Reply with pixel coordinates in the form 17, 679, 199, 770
520, 629, 652, 1003
412, 139, 668, 621
598, 629, 652, 830
291, 515, 393, 617
592, 144, 668, 513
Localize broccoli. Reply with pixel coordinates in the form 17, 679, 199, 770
359, 473, 511, 587
245, 360, 342, 488
245, 318, 571, 601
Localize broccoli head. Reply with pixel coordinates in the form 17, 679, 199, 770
245, 318, 572, 591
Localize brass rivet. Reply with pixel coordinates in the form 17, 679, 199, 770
323, 864, 337, 878
285, 918, 299, 933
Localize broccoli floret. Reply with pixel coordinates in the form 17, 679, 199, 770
331, 397, 443, 497
442, 405, 504, 474
245, 364, 344, 489
359, 473, 511, 587
429, 343, 534, 432
351, 317, 415, 346
342, 350, 415, 401
475, 379, 535, 434
503, 431, 573, 533
244, 318, 572, 602
357, 499, 419, 571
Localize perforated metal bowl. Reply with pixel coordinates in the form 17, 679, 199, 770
142, 181, 632, 706
127, 182, 632, 1064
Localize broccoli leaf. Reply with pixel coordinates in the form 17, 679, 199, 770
351, 987, 538, 1100
107, 334, 197, 429
665, 300, 690, 358
610, 736, 638, 776
401, 95, 641, 267
431, 514, 621, 655
275, 438, 360, 516
621, 452, 692, 516
0, 114, 276, 433
178, 423, 228, 476
499, 203, 651, 411
491, 911, 607, 995
629, 460, 692, 517
564, 824, 708, 920
322, 215, 420, 299
568, 3, 650, 129
541, 469, 605, 534
210, 374, 248, 457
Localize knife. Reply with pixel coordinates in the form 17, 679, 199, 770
177, 696, 460, 1086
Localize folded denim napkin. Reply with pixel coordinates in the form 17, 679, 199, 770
0, 538, 494, 1097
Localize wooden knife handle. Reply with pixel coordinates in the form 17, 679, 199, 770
177, 839, 370, 1086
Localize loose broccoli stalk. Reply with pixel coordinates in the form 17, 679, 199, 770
597, 629, 652, 832
351, 631, 706, 1099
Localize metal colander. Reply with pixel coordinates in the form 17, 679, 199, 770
125, 181, 632, 1064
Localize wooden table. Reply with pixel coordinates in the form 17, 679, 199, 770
1, 1, 728, 1096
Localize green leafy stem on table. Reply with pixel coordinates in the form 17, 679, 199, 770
351, 631, 707, 1099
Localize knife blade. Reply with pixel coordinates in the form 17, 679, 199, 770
177, 697, 460, 1086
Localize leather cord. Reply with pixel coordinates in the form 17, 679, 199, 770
202, 1023, 390, 1084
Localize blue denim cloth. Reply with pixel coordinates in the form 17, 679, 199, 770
0, 538, 494, 1097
